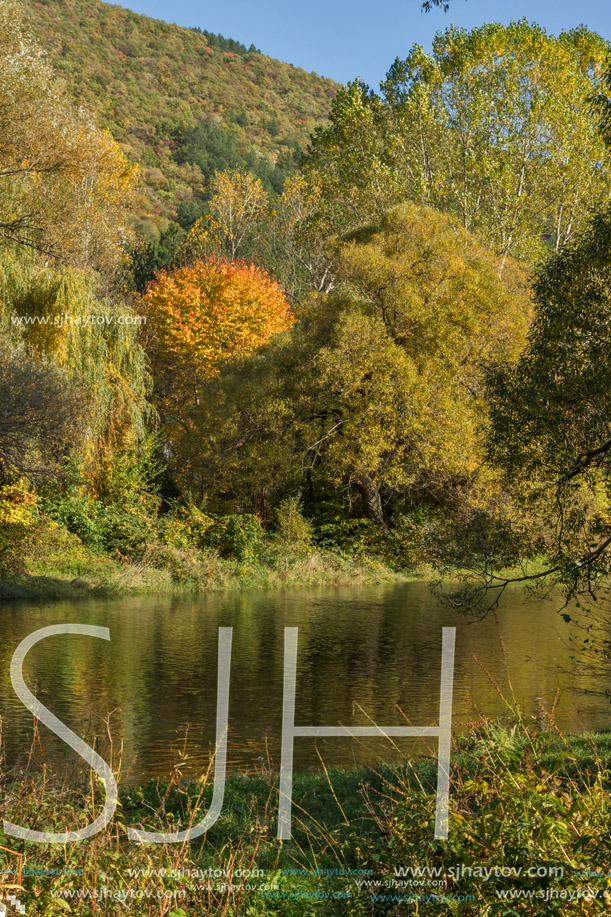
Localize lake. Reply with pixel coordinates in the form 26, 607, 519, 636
0, 582, 608, 784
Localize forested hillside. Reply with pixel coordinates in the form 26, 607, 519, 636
25, 0, 338, 236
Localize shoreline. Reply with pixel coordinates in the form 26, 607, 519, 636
0, 548, 421, 601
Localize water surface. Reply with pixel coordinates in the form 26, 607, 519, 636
0, 582, 608, 783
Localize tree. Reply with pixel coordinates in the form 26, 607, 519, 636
174, 121, 241, 183
0, 250, 153, 489
0, 341, 84, 478
299, 204, 531, 522
178, 170, 269, 263
305, 23, 611, 264
0, 0, 137, 271
304, 80, 398, 233
482, 206, 611, 601
262, 173, 336, 302
127, 222, 185, 294
181, 204, 531, 521
140, 256, 293, 455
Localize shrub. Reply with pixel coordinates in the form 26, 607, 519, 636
159, 504, 214, 550
41, 492, 159, 556
313, 516, 376, 553
203, 513, 263, 560
274, 494, 313, 554
314, 512, 424, 569
0, 484, 39, 576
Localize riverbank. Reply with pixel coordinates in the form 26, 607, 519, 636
1, 722, 610, 916
0, 545, 407, 601
0, 513, 418, 600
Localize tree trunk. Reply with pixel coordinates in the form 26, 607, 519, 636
356, 473, 385, 527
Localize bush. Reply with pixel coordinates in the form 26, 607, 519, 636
361, 513, 423, 569
0, 483, 39, 576
202, 513, 263, 560
139, 542, 222, 585
159, 504, 214, 550
274, 494, 313, 554
41, 492, 159, 556
313, 516, 376, 553
314, 512, 424, 569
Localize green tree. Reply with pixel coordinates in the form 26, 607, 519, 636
484, 206, 611, 599
127, 222, 185, 294
183, 203, 531, 522
306, 23, 611, 264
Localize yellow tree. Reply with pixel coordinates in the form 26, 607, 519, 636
177, 203, 532, 520
140, 256, 293, 454
0, 0, 137, 271
179, 169, 268, 264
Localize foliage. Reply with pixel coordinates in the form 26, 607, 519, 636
331, 512, 425, 568
274, 494, 314, 554
262, 172, 336, 301
0, 483, 38, 575
40, 435, 164, 555
185, 204, 531, 524
140, 255, 293, 443
25, 0, 337, 238
593, 59, 611, 148
0, 251, 153, 486
1, 721, 611, 915
159, 503, 214, 550
202, 513, 264, 560
41, 491, 160, 555
483, 206, 611, 599
180, 170, 269, 262
422, 0, 453, 9
187, 27, 260, 56
127, 222, 185, 294
179, 169, 335, 303
0, 0, 137, 271
305, 22, 611, 263
173, 122, 298, 233
6, 0, 611, 592
0, 338, 84, 478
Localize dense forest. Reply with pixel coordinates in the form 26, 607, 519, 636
2, 1, 611, 609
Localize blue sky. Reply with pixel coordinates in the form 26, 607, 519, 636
116, 0, 611, 88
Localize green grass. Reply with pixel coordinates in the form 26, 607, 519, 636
0, 518, 409, 600
1, 720, 611, 915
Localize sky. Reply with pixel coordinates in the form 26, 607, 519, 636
111, 0, 611, 88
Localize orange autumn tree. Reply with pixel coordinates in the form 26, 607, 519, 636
141, 255, 293, 438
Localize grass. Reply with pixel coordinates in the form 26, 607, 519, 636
1, 714, 611, 915
0, 518, 412, 601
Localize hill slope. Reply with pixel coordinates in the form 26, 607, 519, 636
26, 0, 338, 236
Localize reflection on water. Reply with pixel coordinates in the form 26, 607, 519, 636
0, 582, 608, 783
